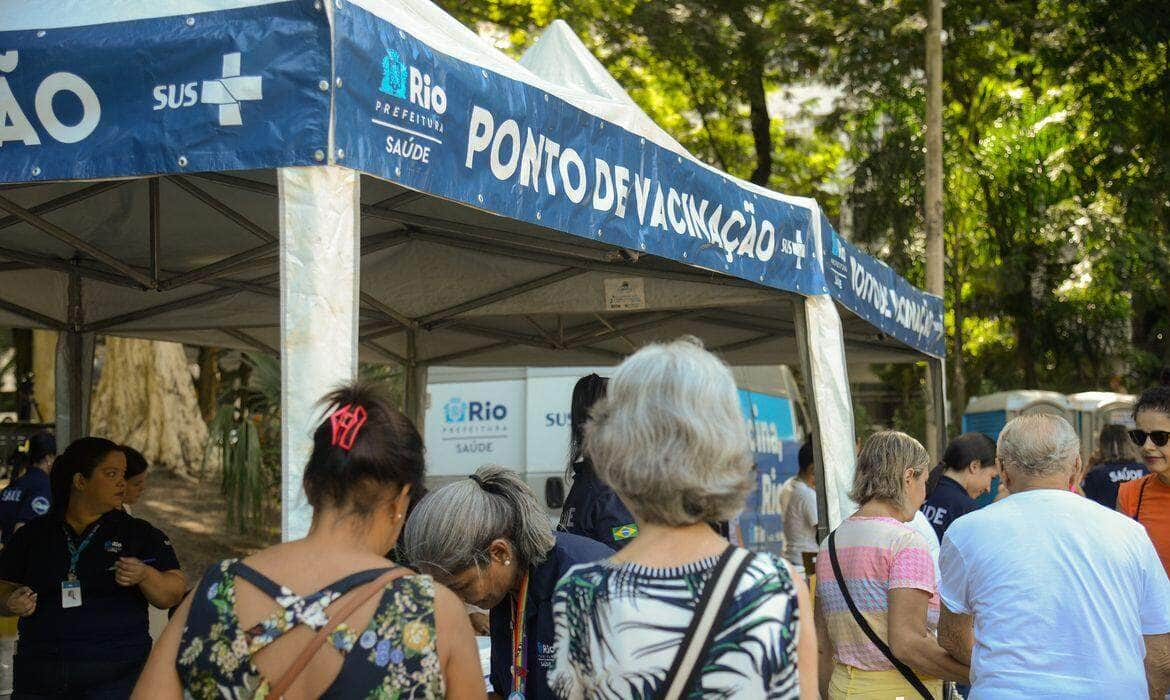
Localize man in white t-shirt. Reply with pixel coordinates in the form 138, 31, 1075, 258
781, 441, 818, 574
938, 414, 1170, 699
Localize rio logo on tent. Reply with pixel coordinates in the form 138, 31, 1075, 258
151, 52, 262, 127
379, 48, 446, 115
0, 50, 101, 147
443, 398, 507, 423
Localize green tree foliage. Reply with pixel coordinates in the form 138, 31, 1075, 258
440, 0, 1164, 417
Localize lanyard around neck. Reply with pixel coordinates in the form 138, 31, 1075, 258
510, 571, 531, 698
63, 523, 100, 580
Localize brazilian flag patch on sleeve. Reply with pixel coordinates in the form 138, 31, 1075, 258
612, 524, 638, 541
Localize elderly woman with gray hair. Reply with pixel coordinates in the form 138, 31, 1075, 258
403, 465, 612, 699
815, 431, 969, 699
548, 337, 816, 699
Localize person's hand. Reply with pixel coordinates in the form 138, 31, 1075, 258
114, 557, 150, 587
6, 586, 36, 617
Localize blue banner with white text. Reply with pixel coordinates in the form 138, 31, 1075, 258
332, 3, 826, 297
822, 213, 946, 357
0, 1, 329, 182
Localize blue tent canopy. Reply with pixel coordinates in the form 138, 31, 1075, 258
0, 0, 947, 537
0, 0, 942, 358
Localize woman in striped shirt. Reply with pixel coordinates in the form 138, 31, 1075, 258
815, 431, 969, 699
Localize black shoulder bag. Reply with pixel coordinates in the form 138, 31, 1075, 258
656, 545, 753, 700
827, 530, 934, 700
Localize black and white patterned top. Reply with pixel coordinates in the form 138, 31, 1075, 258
550, 552, 800, 699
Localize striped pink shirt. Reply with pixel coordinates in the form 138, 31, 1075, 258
816, 515, 938, 670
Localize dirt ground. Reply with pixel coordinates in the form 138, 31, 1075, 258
132, 471, 279, 582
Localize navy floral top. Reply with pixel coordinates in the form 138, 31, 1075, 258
176, 559, 443, 699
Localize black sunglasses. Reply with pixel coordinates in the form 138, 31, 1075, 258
1129, 429, 1170, 448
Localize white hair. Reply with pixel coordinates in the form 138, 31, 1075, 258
997, 414, 1080, 478
585, 336, 754, 526
402, 465, 555, 578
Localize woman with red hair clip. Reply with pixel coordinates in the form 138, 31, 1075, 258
133, 382, 485, 699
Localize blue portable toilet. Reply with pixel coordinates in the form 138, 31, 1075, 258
962, 391, 1075, 505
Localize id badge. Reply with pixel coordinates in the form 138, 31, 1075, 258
61, 580, 82, 609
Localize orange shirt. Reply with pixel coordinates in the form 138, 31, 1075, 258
1118, 474, 1170, 575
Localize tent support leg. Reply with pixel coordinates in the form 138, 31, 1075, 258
793, 295, 857, 542
403, 331, 427, 431
926, 357, 948, 459
55, 270, 94, 445
278, 166, 361, 541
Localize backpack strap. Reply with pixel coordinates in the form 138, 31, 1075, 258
827, 530, 934, 700
657, 546, 753, 700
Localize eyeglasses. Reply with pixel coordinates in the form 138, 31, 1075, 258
1129, 429, 1170, 448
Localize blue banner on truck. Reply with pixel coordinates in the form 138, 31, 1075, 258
332, 2, 826, 297
0, 1, 329, 182
732, 389, 802, 556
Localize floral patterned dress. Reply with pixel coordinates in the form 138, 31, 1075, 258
176, 559, 443, 699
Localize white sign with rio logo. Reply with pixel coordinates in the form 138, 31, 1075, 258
425, 380, 525, 476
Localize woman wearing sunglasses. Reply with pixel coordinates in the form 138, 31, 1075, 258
1117, 384, 1170, 575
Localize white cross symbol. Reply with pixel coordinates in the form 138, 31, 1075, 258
200, 52, 262, 127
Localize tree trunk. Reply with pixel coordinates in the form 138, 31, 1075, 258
31, 330, 56, 424
745, 72, 773, 186
197, 347, 220, 422
90, 337, 217, 478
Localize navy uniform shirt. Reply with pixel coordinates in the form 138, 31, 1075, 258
1083, 461, 1148, 511
559, 462, 639, 549
489, 531, 613, 698
0, 508, 180, 661
920, 475, 978, 541
0, 469, 51, 544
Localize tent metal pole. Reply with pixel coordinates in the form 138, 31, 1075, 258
0, 299, 66, 329
591, 313, 638, 351
82, 272, 279, 332
404, 330, 420, 424
0, 194, 155, 289
563, 310, 702, 347
0, 246, 148, 289
223, 328, 277, 356
407, 229, 758, 290
361, 339, 408, 366
149, 178, 161, 283
372, 191, 424, 209
523, 316, 560, 347
158, 241, 278, 291
926, 357, 949, 460
425, 340, 513, 365
447, 322, 555, 349
712, 332, 792, 355
56, 270, 94, 445
418, 268, 587, 330
793, 298, 831, 544
168, 176, 276, 243
359, 292, 416, 330
0, 181, 129, 233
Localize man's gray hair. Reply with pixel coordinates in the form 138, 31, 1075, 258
402, 465, 555, 578
586, 336, 754, 526
997, 413, 1080, 478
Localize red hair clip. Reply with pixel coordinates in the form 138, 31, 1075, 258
329, 404, 368, 451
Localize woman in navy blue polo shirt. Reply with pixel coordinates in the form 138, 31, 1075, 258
920, 432, 998, 540
0, 432, 55, 545
0, 437, 186, 699
558, 374, 639, 549
406, 465, 613, 699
